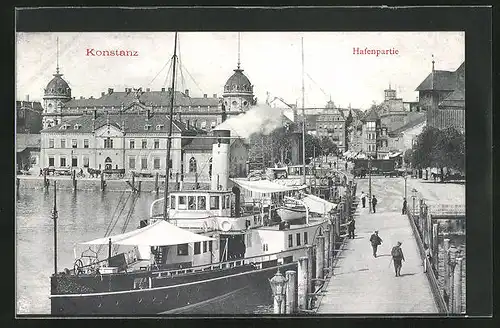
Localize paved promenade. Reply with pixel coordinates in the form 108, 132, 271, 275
317, 177, 439, 314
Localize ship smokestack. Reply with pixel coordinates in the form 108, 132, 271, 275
211, 129, 230, 191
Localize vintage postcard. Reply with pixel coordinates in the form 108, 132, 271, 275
15, 9, 476, 317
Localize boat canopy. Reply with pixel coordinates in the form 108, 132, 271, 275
81, 220, 215, 246
301, 194, 337, 214
231, 178, 306, 193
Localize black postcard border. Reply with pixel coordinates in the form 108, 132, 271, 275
7, 5, 494, 326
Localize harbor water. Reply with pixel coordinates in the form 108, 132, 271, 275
16, 188, 273, 315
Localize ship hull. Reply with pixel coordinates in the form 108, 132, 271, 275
51, 262, 296, 315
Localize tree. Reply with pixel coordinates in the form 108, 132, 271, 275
403, 149, 413, 167
304, 134, 322, 162
435, 127, 465, 172
411, 126, 465, 181
320, 136, 337, 162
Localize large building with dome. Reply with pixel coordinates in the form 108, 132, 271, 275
41, 61, 256, 131
37, 57, 256, 179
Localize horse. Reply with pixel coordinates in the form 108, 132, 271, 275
87, 168, 101, 178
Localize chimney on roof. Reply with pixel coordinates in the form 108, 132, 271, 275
80, 96, 84, 99
108, 88, 114, 95
213, 94, 217, 98
101, 92, 105, 97
25, 95, 29, 101
161, 87, 165, 92
146, 88, 150, 92
185, 89, 189, 97
90, 96, 94, 99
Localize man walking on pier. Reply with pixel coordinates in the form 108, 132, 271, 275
360, 191, 367, 208
369, 231, 382, 258
348, 219, 355, 239
391, 242, 405, 276
372, 195, 378, 213
402, 197, 407, 215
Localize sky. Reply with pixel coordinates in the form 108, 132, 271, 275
16, 32, 464, 110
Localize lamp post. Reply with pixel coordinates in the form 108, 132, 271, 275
411, 188, 417, 216
368, 157, 372, 214
269, 270, 288, 314
404, 173, 407, 200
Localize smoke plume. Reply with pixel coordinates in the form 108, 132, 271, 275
214, 104, 285, 139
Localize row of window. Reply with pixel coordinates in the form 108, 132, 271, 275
170, 194, 231, 211
48, 156, 89, 168
288, 231, 309, 248
176, 241, 213, 256
47, 138, 167, 150
49, 138, 89, 149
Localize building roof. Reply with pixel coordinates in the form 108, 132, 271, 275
438, 88, 465, 108
16, 100, 44, 112
41, 113, 192, 134
390, 113, 426, 135
361, 108, 380, 122
415, 62, 464, 92
183, 137, 216, 151
45, 72, 71, 98
63, 90, 220, 109
16, 133, 41, 151
223, 68, 253, 95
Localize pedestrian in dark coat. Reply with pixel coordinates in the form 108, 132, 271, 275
391, 242, 405, 276
348, 219, 355, 239
334, 161, 337, 169
372, 195, 378, 213
360, 191, 367, 208
345, 162, 348, 171
402, 198, 407, 215
329, 162, 332, 168
369, 231, 382, 257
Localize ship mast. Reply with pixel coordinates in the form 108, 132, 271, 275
52, 181, 58, 275
163, 32, 179, 221
301, 37, 306, 185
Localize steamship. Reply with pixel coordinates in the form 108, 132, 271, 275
50, 129, 334, 315
49, 32, 338, 316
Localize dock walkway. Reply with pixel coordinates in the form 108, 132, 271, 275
317, 178, 439, 314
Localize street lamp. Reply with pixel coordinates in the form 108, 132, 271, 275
411, 188, 418, 216
368, 157, 372, 214
269, 269, 288, 314
404, 174, 407, 200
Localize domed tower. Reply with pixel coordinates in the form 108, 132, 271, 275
222, 33, 255, 112
42, 38, 72, 128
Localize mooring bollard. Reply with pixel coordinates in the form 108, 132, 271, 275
269, 270, 287, 314
432, 223, 439, 268
453, 256, 463, 314
285, 270, 297, 314
307, 245, 313, 295
448, 247, 457, 311
155, 172, 159, 195
72, 170, 77, 192
443, 239, 451, 303
298, 257, 308, 311
325, 226, 331, 268
315, 235, 325, 288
